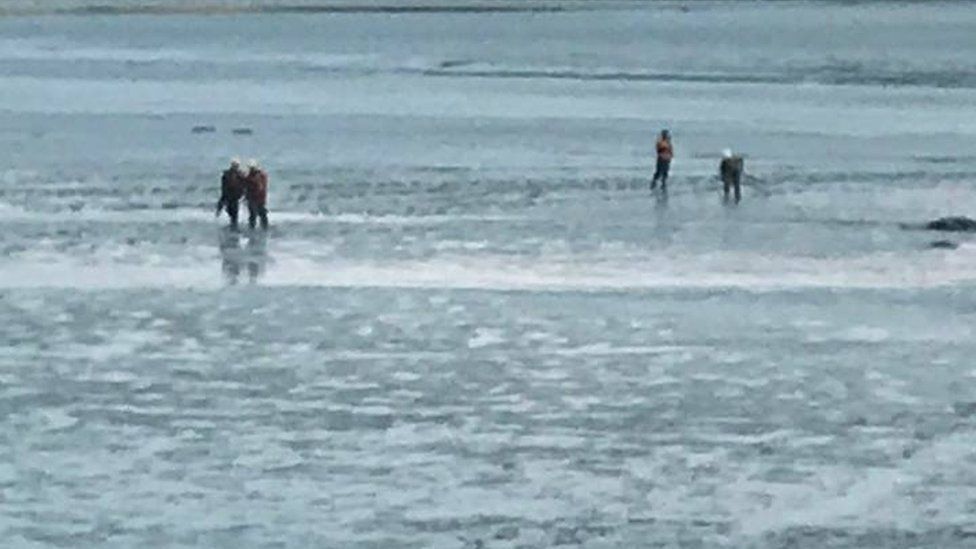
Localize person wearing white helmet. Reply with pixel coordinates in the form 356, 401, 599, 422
244, 159, 270, 229
215, 157, 246, 229
719, 148, 745, 203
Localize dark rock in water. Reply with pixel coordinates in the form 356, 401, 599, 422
928, 240, 958, 250
925, 216, 976, 232
232, 128, 253, 135
191, 125, 216, 134
494, 526, 519, 540
953, 401, 976, 418
554, 527, 582, 545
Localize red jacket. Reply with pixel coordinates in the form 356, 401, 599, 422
245, 169, 268, 206
656, 138, 673, 161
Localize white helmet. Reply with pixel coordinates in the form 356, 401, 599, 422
722, 148, 733, 159
247, 159, 259, 169
230, 157, 241, 167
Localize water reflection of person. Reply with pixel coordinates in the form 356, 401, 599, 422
245, 232, 268, 284
218, 228, 243, 285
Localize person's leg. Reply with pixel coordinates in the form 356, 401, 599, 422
651, 158, 664, 189
723, 177, 731, 200
248, 205, 257, 229
227, 202, 239, 229
734, 173, 741, 203
259, 206, 268, 229
660, 161, 670, 190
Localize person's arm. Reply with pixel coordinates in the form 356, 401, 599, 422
215, 174, 227, 214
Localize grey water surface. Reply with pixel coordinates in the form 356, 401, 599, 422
1, 2, 976, 547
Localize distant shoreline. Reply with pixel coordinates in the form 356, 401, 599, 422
3, 1, 951, 18
1, 1, 585, 17
0, 0, 692, 18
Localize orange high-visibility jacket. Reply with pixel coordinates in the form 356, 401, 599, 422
656, 138, 673, 161
245, 170, 268, 206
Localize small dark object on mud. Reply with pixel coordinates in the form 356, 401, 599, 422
191, 125, 216, 134
494, 526, 519, 540
554, 527, 582, 545
953, 401, 976, 418
232, 128, 254, 135
925, 216, 976, 232
928, 240, 958, 250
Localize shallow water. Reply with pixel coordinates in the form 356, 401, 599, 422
2, 2, 976, 548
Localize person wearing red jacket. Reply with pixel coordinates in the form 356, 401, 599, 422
650, 129, 673, 191
244, 159, 269, 230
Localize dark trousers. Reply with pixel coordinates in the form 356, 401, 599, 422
651, 158, 671, 189
225, 201, 239, 228
723, 173, 742, 203
248, 204, 269, 229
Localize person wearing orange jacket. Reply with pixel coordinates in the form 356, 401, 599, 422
244, 159, 269, 230
650, 129, 673, 191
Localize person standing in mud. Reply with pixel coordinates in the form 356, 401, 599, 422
244, 159, 270, 230
215, 158, 245, 229
719, 148, 745, 203
650, 129, 673, 191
